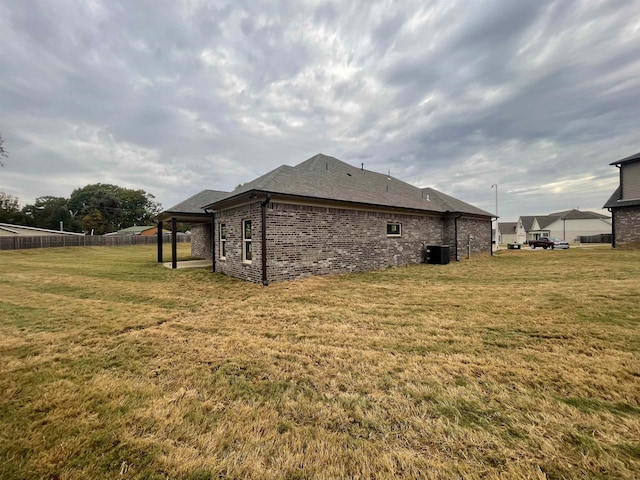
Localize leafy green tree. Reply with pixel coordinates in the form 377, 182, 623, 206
81, 209, 107, 235
68, 184, 160, 233
0, 192, 28, 225
22, 196, 82, 232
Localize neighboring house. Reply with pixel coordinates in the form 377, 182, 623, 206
107, 225, 169, 236
514, 210, 611, 244
0, 223, 84, 237
498, 222, 518, 244
157, 154, 494, 284
604, 151, 640, 248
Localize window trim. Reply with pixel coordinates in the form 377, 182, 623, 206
219, 223, 227, 260
242, 219, 252, 264
386, 222, 402, 237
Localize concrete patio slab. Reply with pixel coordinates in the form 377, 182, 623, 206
162, 260, 211, 269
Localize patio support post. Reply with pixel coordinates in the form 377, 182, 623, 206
157, 220, 163, 263
209, 211, 216, 273
171, 217, 177, 269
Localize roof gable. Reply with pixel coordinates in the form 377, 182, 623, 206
519, 216, 536, 231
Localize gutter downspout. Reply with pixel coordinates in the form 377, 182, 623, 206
454, 214, 462, 261
205, 208, 215, 273
609, 208, 616, 248
171, 217, 177, 269
261, 194, 272, 286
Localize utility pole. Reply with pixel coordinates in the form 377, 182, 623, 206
491, 184, 498, 245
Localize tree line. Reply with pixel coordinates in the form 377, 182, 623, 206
1, 184, 161, 235
0, 133, 161, 234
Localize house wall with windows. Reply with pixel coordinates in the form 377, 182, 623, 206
189, 200, 493, 284
263, 202, 443, 282
214, 202, 263, 283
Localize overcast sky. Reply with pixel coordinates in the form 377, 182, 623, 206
1, 0, 639, 221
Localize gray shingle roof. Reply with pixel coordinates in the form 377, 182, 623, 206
603, 186, 640, 208
547, 209, 610, 220
210, 154, 493, 216
498, 222, 517, 233
163, 190, 230, 215
519, 216, 537, 231
520, 210, 610, 230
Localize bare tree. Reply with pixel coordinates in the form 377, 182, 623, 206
0, 133, 7, 168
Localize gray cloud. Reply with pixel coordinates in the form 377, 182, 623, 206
0, 0, 638, 221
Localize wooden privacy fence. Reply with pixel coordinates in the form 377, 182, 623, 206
578, 234, 612, 244
0, 234, 191, 251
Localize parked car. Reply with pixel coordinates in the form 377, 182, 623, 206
528, 237, 570, 249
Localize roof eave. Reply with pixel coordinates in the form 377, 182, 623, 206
610, 152, 640, 166
204, 189, 492, 218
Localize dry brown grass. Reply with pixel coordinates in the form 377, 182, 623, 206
0, 245, 639, 479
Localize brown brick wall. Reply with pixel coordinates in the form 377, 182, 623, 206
264, 203, 444, 283
454, 217, 493, 260
442, 217, 456, 260
614, 207, 640, 247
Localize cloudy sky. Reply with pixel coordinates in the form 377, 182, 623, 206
1, 0, 639, 221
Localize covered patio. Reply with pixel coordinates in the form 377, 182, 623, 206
155, 190, 229, 270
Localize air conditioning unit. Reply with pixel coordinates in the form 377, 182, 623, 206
424, 245, 450, 265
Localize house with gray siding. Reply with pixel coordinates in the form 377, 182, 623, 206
604, 151, 640, 248
158, 154, 494, 283
514, 210, 611, 244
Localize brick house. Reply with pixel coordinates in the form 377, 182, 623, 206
604, 151, 640, 248
158, 154, 494, 283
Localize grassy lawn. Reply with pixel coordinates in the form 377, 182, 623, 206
0, 245, 638, 479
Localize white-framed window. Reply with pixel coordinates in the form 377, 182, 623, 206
242, 219, 252, 263
219, 223, 227, 260
387, 222, 402, 237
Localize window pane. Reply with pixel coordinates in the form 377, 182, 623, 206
221, 241, 226, 258
244, 220, 252, 240
245, 241, 252, 260
220, 224, 226, 240
387, 223, 401, 235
